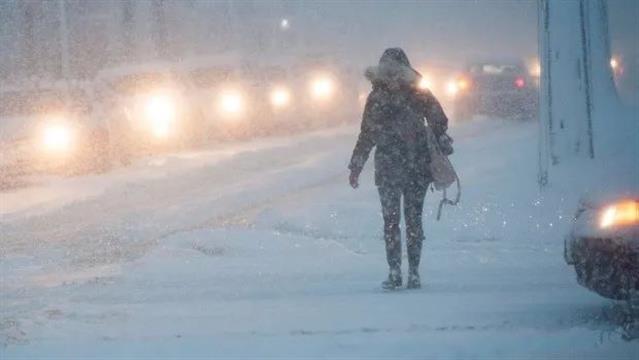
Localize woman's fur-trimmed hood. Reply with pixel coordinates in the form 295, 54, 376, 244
365, 47, 420, 88
365, 63, 420, 88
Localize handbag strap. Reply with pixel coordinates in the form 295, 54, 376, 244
425, 125, 461, 220
436, 170, 461, 221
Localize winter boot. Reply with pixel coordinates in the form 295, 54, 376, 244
407, 268, 421, 289
382, 268, 402, 290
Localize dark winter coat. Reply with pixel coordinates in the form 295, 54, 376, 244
349, 48, 448, 188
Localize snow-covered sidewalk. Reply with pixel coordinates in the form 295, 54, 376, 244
1, 120, 636, 358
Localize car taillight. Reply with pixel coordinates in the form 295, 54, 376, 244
514, 77, 525, 89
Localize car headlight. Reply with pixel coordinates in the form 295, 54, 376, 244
219, 91, 244, 116
599, 200, 639, 229
530, 62, 541, 77
270, 87, 291, 108
417, 77, 433, 91
41, 120, 74, 154
310, 77, 335, 100
358, 91, 368, 108
144, 93, 177, 138
446, 80, 459, 97
447, 78, 469, 97
457, 78, 470, 90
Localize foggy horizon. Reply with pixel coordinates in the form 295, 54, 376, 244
1, 0, 636, 82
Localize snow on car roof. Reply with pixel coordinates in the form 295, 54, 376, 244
464, 58, 526, 72
94, 61, 177, 81
464, 57, 526, 66
173, 52, 244, 71
0, 79, 92, 94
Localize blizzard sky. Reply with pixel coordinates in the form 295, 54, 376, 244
0, 0, 636, 80
293, 0, 539, 64
296, 0, 637, 65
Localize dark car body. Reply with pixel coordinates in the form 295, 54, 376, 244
452, 61, 538, 121
564, 197, 639, 300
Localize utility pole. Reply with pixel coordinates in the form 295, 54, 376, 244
537, 0, 551, 188
578, 0, 595, 159
227, 0, 239, 54
537, 0, 617, 186
58, 0, 71, 80
151, 0, 168, 59
20, 1, 37, 79
121, 0, 135, 62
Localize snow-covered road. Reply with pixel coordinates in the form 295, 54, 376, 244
1, 120, 637, 358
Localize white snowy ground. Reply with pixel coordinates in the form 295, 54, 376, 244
1, 119, 637, 358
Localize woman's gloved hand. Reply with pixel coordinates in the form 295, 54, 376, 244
438, 133, 454, 156
349, 170, 360, 189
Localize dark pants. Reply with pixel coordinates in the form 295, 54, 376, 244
378, 184, 428, 273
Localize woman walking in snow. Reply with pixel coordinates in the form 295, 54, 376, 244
349, 48, 451, 290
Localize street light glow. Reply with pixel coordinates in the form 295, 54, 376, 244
280, 18, 290, 30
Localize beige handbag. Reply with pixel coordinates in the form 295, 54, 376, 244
425, 126, 461, 220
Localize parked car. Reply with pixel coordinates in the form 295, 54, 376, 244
564, 195, 639, 301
